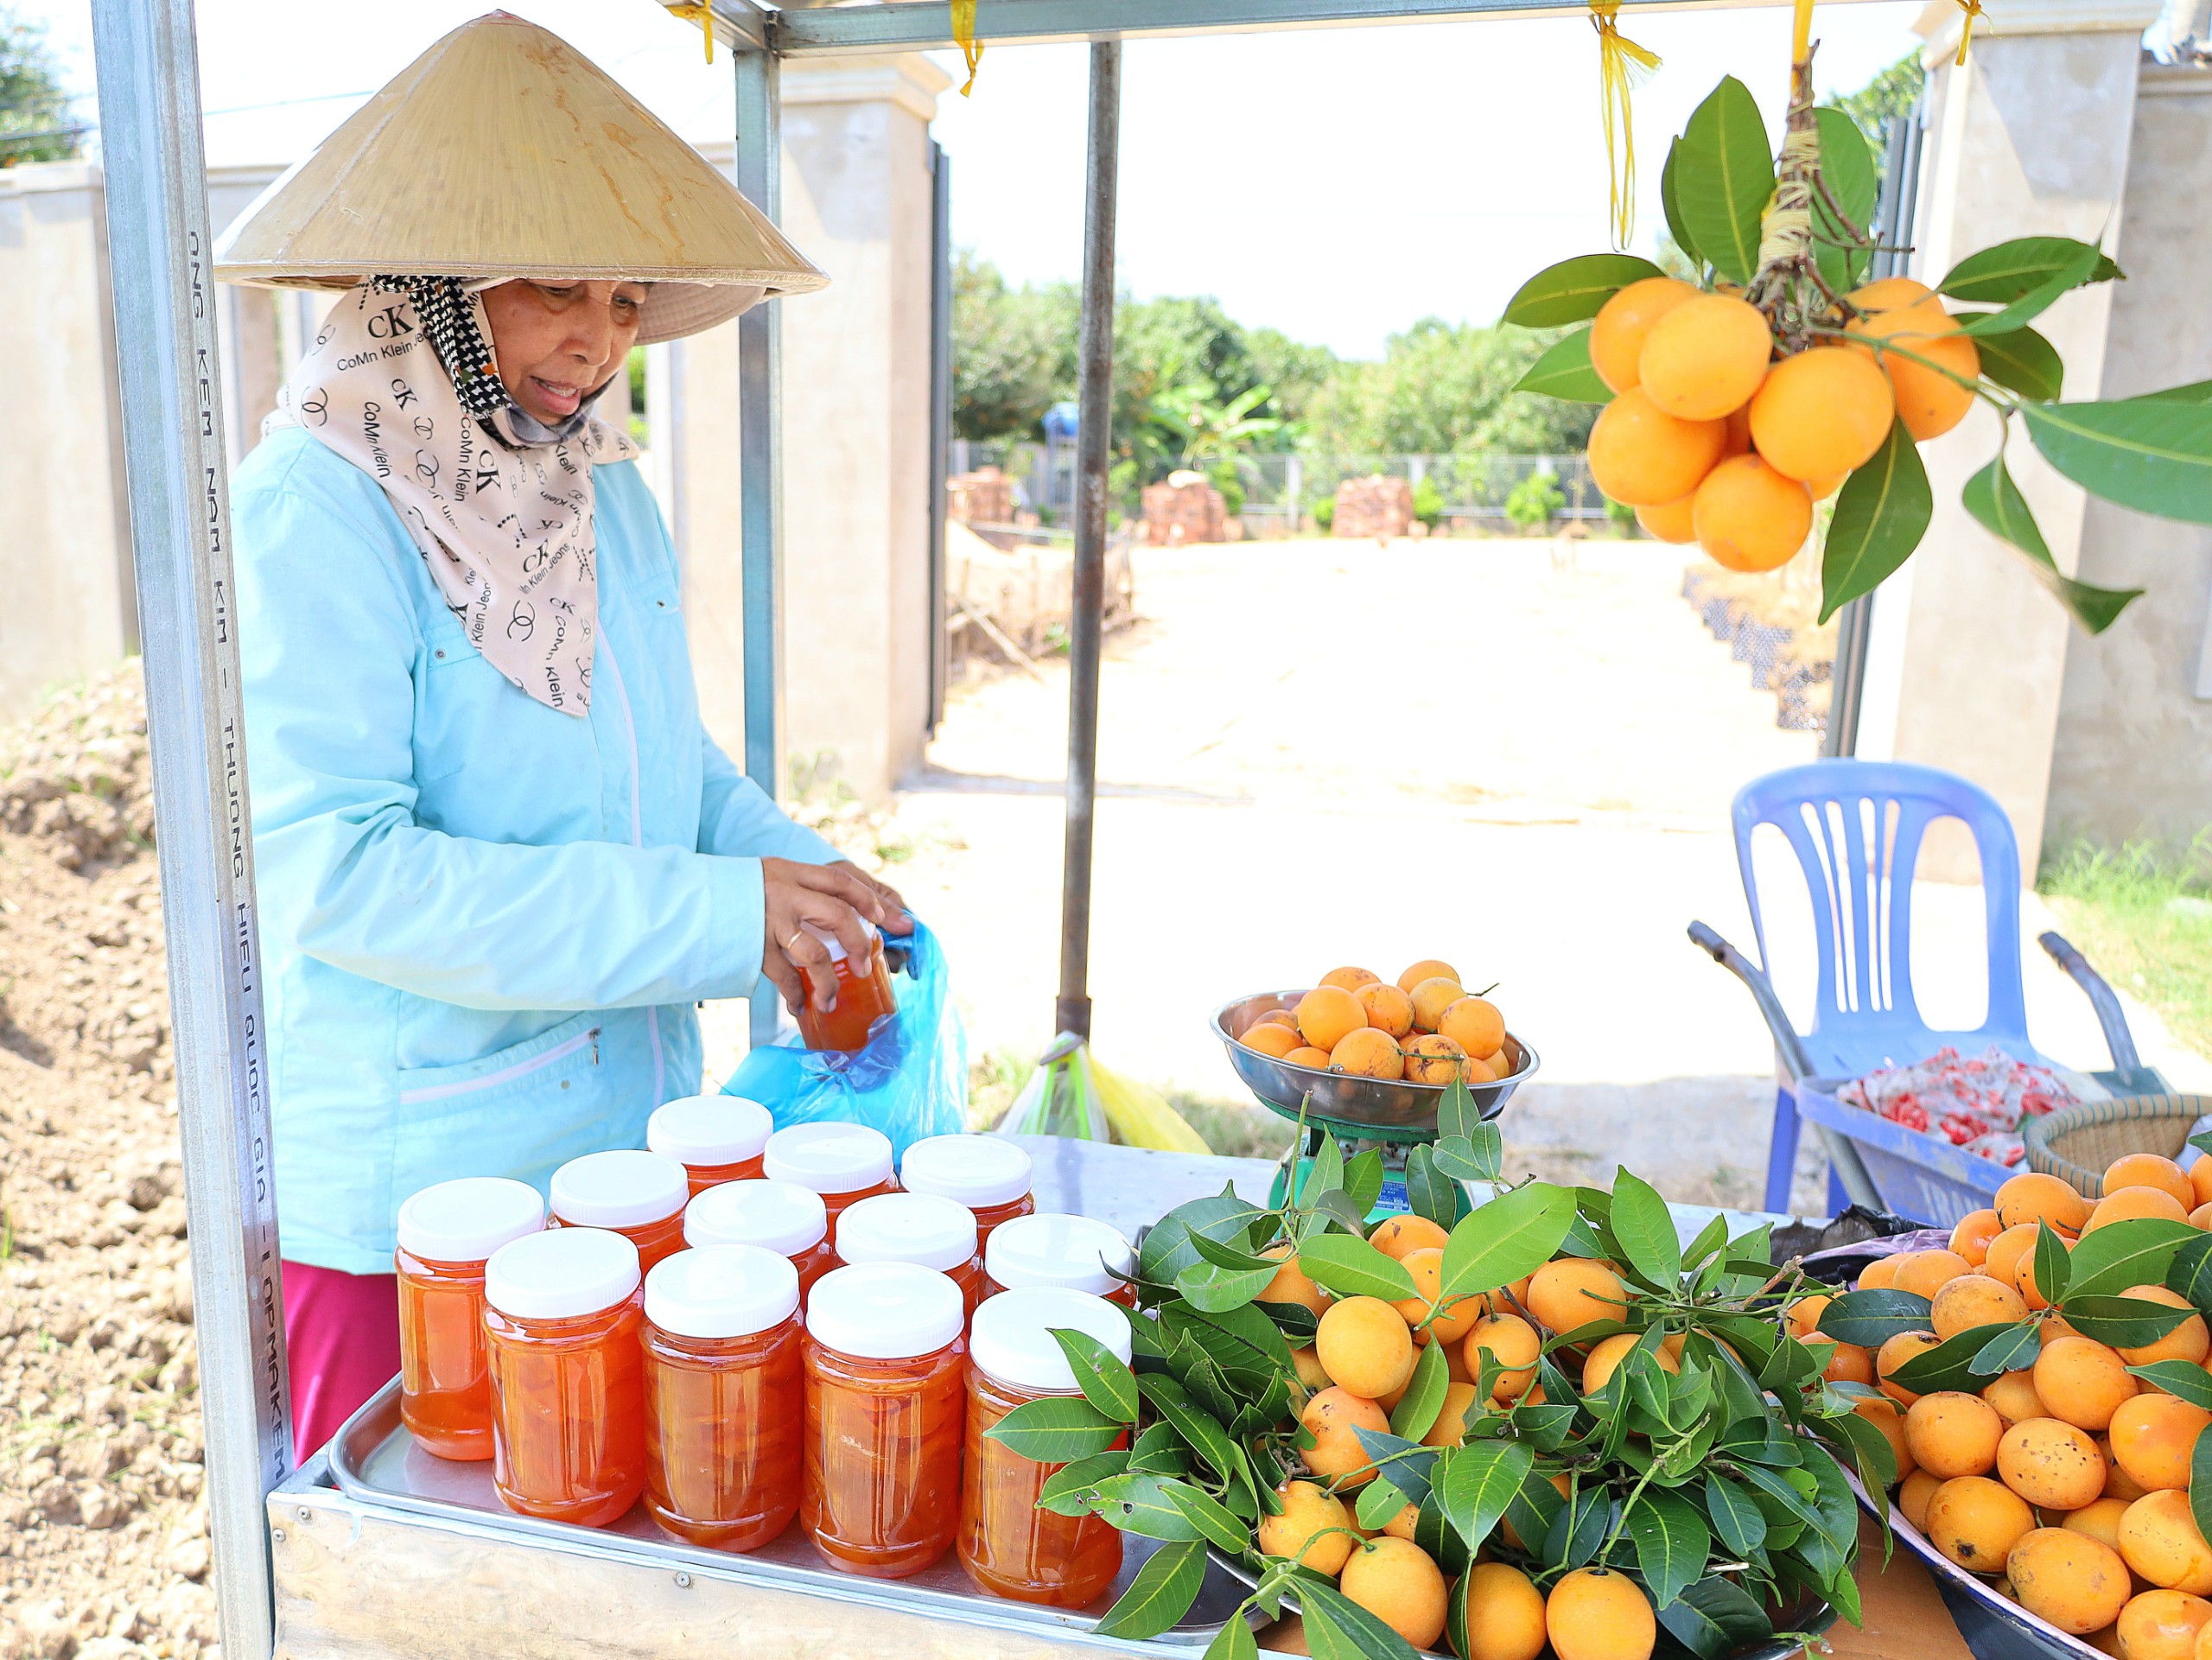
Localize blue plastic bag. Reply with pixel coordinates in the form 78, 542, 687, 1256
721, 921, 967, 1157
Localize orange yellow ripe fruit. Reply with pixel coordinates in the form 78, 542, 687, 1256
1545, 1567, 1656, 1660
1319, 965, 1382, 993
1983, 1369, 2050, 1427
1637, 294, 1775, 420
1525, 1258, 1627, 1337
2006, 1527, 2133, 1636
1424, 1381, 1483, 1449
1404, 1034, 1469, 1085
1406, 977, 1465, 1034
1982, 1224, 2042, 1295
1587, 387, 1730, 507
1998, 1171, 2094, 1235
1582, 1331, 1681, 1396
1746, 347, 1896, 481
1295, 985, 1366, 1054
1950, 1208, 2004, 1268
1260, 1244, 1328, 1317
1243, 1020, 1302, 1059
1300, 1387, 1391, 1485
1844, 278, 1980, 442
2106, 1154, 2196, 1212
1931, 1273, 2029, 1339
1395, 1249, 1485, 1347
1317, 1296, 1417, 1401
2109, 1393, 2212, 1492
1588, 277, 1700, 394
1925, 1474, 2037, 1572
1692, 455, 1812, 574
1465, 1313, 1542, 1402
2088, 1186, 2191, 1231
1370, 1214, 1451, 1262
1899, 1469, 1943, 1532
1894, 1249, 1974, 1301
1397, 958, 1459, 994
1635, 494, 1698, 544
1437, 997, 1505, 1060
1332, 1027, 1405, 1081
1856, 1255, 1904, 1292
1356, 982, 1416, 1040
2114, 1587, 2212, 1660
1904, 1391, 2004, 1479
1854, 1396, 1915, 1480
1257, 1479, 1357, 1575
1286, 1046, 1332, 1070
1877, 1330, 1942, 1406
2116, 1285, 2211, 1368
1996, 1416, 2107, 1510
1823, 1340, 1876, 1387
2063, 1496, 2133, 1554
2120, 1489, 2212, 1593
2036, 1335, 2141, 1432
1341, 1537, 1449, 1651
1447, 1561, 1548, 1660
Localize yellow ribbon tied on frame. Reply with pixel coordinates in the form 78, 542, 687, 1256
1953, 0, 1986, 63
954, 0, 985, 96
666, 2, 715, 63
1590, 0, 1662, 250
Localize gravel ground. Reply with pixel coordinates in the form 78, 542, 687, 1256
1, 662, 221, 1660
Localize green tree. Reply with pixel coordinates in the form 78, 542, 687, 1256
952, 251, 1077, 443
1832, 52, 1923, 176
0, 9, 79, 168
1305, 318, 1596, 456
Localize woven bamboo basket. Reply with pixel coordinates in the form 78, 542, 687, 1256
2023, 1095, 2212, 1197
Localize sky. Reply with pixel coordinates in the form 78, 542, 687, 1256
22, 0, 1926, 359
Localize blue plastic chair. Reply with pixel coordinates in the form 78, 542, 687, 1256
1727, 760, 2044, 1216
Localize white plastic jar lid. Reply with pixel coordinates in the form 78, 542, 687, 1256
645, 1245, 800, 1340
485, 1227, 639, 1321
647, 1095, 773, 1167
970, 1287, 1135, 1392
899, 1134, 1033, 1210
805, 1262, 963, 1359
836, 1193, 978, 1274
684, 1178, 829, 1256
985, 1213, 1136, 1297
396, 1176, 545, 1263
549, 1149, 690, 1229
762, 1122, 894, 1196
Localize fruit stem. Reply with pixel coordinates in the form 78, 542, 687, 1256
1804, 323, 2018, 410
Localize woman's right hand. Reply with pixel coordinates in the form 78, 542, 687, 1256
760, 857, 895, 1014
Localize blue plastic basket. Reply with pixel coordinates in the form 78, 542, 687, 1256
1795, 1078, 2009, 1228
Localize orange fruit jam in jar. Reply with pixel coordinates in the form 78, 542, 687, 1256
959, 1288, 1132, 1606
763, 1123, 897, 1247
547, 1150, 690, 1274
393, 1176, 546, 1460
795, 924, 899, 1053
899, 1135, 1035, 1244
481, 1227, 647, 1527
983, 1214, 1139, 1309
683, 1179, 839, 1296
640, 1244, 804, 1549
801, 1262, 967, 1578
836, 1193, 985, 1320
647, 1095, 772, 1196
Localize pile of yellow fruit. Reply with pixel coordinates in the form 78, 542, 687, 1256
1818, 1154, 2212, 1654
1255, 1212, 1659, 1659
1238, 961, 1513, 1086
1585, 276, 1975, 573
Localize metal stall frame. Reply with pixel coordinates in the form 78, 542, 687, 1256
88, 1, 1890, 1654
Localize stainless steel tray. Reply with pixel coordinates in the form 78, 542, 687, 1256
325, 1377, 1253, 1645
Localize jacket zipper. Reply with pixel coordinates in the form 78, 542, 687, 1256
596, 629, 667, 1103
398, 1025, 602, 1105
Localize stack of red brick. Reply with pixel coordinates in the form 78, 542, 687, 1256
1332, 475, 1414, 540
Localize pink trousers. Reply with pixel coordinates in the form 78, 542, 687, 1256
283, 1260, 401, 1462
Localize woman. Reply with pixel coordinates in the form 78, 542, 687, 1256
219, 16, 905, 1454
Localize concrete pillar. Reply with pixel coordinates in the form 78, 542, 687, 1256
1853, 0, 2159, 880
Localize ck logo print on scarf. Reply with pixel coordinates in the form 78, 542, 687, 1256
266, 283, 636, 716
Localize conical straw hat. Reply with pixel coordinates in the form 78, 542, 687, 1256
213, 11, 825, 343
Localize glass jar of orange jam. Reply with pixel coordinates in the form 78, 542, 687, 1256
482, 1227, 646, 1527
983, 1214, 1139, 1307
683, 1179, 838, 1295
795, 924, 899, 1053
640, 1244, 804, 1549
763, 1123, 897, 1246
548, 1150, 690, 1273
801, 1262, 967, 1578
960, 1287, 1132, 1606
835, 1193, 984, 1320
393, 1176, 545, 1460
899, 1135, 1035, 1244
647, 1095, 772, 1196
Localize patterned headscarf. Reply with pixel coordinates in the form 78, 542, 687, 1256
266, 281, 638, 716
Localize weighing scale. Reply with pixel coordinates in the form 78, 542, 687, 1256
1210, 991, 1540, 1220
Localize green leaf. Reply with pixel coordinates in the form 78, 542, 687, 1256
1345, 1149, 1387, 1219
1435, 1439, 1535, 1552
1433, 1126, 1503, 1186
1958, 240, 2101, 338
1391, 1339, 1452, 1442
1815, 1288, 1935, 1346
2023, 398, 2212, 527
1511, 1402, 1580, 1453
2060, 1294, 2201, 1346
1355, 1475, 1411, 1531
1941, 235, 2121, 302
1962, 449, 2143, 633
1661, 138, 1702, 268
1302, 1583, 1422, 1660
1821, 421, 1932, 622
1140, 1189, 1263, 1286
1972, 1321, 2044, 1377
1657, 1575, 1776, 1660
2171, 1233, 2212, 1314
1881, 1322, 2019, 1393
1439, 1078, 1481, 1143
1733, 1461, 1826, 1532
1297, 1234, 1419, 1301
1175, 1259, 1279, 1314
1186, 1227, 1279, 1275
1204, 1611, 1259, 1660
1179, 1300, 1296, 1378
1704, 1472, 1767, 1556
1810, 107, 1878, 293
1506, 1462, 1568, 1564
1674, 77, 1773, 285
1608, 1167, 1682, 1288
1051, 1327, 1140, 1424
1513, 327, 1614, 404
2036, 1223, 2075, 1306
2067, 1218, 2202, 1301
2130, 1361, 2212, 1409
1405, 1144, 1459, 1230
1353, 1428, 1440, 1506
983, 1396, 1122, 1462
1306, 1130, 1346, 1203
1093, 1538, 1207, 1639
2194, 1429, 2212, 1569
1161, 1479, 1253, 1555
1087, 1472, 1210, 1542
1125, 1422, 1191, 1477
1681, 1213, 1732, 1273
1440, 1181, 1578, 1304
1974, 324, 2063, 401
1548, 1483, 1611, 1569
1501, 253, 1667, 328
1629, 1487, 1712, 1609
1137, 1373, 1243, 1483
1820, 1407, 1900, 1496
1037, 1450, 1129, 1516
2138, 379, 2212, 405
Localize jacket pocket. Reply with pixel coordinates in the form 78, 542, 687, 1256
391, 1011, 623, 1206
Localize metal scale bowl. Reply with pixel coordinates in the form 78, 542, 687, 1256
1211, 989, 1540, 1216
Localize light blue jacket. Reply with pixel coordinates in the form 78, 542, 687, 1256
233, 426, 839, 1275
